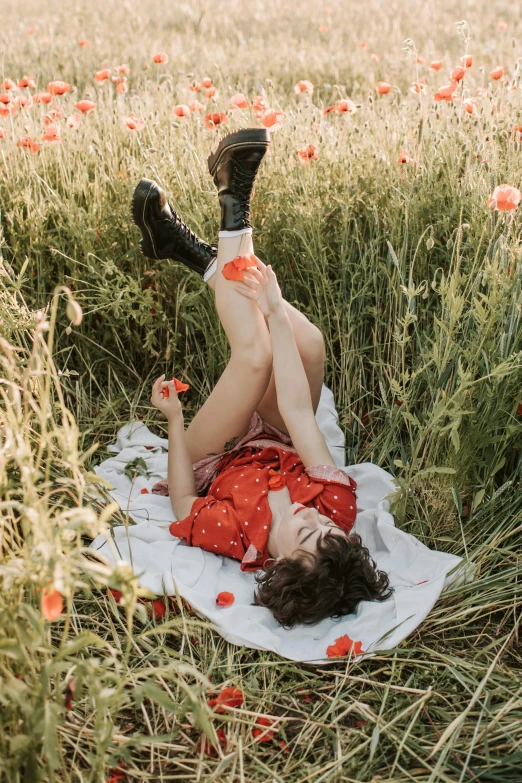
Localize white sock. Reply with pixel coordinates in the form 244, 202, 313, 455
218, 227, 253, 239
203, 258, 217, 282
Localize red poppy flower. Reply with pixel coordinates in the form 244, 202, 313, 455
230, 92, 248, 109
145, 599, 167, 620
463, 99, 477, 115
252, 716, 277, 742
336, 98, 357, 113
360, 42, 370, 50
498, 21, 508, 31
197, 728, 227, 758
114, 77, 128, 94
294, 79, 314, 95
16, 135, 39, 153
18, 75, 36, 89
487, 184, 522, 212
297, 144, 319, 163
173, 104, 190, 117
42, 587, 63, 621
205, 112, 227, 129
205, 86, 218, 99
0, 103, 16, 117
222, 252, 257, 281
153, 52, 168, 64
107, 588, 123, 603
124, 114, 145, 131
451, 66, 466, 82
47, 80, 71, 96
74, 100, 96, 114
105, 763, 128, 783
116, 64, 130, 74
201, 76, 212, 88
94, 69, 111, 84
13, 95, 32, 109
410, 79, 426, 94
78, 38, 90, 47
0, 127, 7, 139
44, 108, 61, 125
376, 81, 391, 94
0, 94, 11, 104
429, 60, 444, 71
252, 95, 269, 117
1, 78, 17, 91
140, 488, 149, 494
189, 100, 204, 112
41, 123, 61, 143
261, 110, 285, 130
66, 114, 81, 129
207, 686, 244, 712
490, 66, 504, 80
326, 634, 364, 658
398, 149, 412, 164
161, 377, 190, 398
434, 81, 458, 101
189, 82, 202, 92
33, 91, 53, 104
216, 591, 235, 606
461, 55, 473, 68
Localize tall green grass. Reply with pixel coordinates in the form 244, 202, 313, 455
1, 0, 521, 780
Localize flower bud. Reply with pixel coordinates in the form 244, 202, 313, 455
66, 299, 83, 326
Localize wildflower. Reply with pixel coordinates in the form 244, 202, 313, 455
94, 69, 111, 84
41, 123, 61, 143
47, 80, 71, 95
205, 111, 227, 129
463, 99, 477, 114
410, 79, 426, 94
416, 55, 426, 65
0, 127, 7, 138
318, 24, 329, 33
360, 42, 370, 50
230, 92, 248, 109
1, 78, 17, 91
140, 488, 149, 494
216, 591, 235, 606
16, 135, 39, 153
74, 100, 96, 114
153, 52, 168, 64
252, 95, 269, 117
13, 95, 32, 109
161, 378, 190, 398
42, 587, 63, 621
116, 64, 130, 74
197, 729, 227, 758
173, 104, 190, 117
18, 75, 36, 89
429, 60, 444, 71
294, 79, 314, 95
223, 252, 257, 281
0, 103, 16, 117
33, 91, 53, 104
451, 66, 466, 82
124, 113, 145, 131
398, 149, 412, 163
113, 77, 128, 94
146, 599, 167, 620
336, 98, 357, 113
44, 108, 62, 125
326, 634, 364, 657
0, 94, 11, 104
297, 143, 320, 163
490, 66, 504, 80
201, 76, 212, 88
434, 81, 458, 101
461, 55, 473, 68
252, 716, 277, 742
207, 686, 244, 712
78, 39, 90, 47
261, 110, 285, 130
371, 53, 380, 62
205, 85, 218, 99
497, 21, 508, 31
66, 114, 81, 129
376, 81, 391, 94
189, 99, 204, 112
189, 82, 202, 92
487, 184, 522, 211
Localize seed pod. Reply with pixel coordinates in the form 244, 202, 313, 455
66, 299, 83, 326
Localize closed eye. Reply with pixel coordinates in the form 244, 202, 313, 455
299, 521, 337, 545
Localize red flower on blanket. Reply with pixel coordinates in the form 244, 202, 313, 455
326, 634, 364, 658
221, 252, 257, 282
140, 488, 149, 494
161, 377, 190, 398
207, 686, 244, 712
268, 468, 286, 490
252, 715, 277, 742
216, 591, 235, 606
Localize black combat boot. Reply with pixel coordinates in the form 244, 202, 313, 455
131, 178, 217, 277
207, 128, 270, 232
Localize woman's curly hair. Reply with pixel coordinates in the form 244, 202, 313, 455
252, 532, 393, 628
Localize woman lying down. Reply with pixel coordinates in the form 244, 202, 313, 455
133, 128, 392, 628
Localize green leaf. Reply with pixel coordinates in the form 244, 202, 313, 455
416, 466, 456, 478
123, 456, 150, 482
55, 631, 108, 661
43, 701, 61, 770
473, 488, 486, 510
10, 734, 32, 755
0, 639, 27, 663
450, 425, 460, 453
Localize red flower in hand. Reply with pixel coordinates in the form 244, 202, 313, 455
216, 591, 235, 606
222, 252, 257, 282
326, 634, 364, 658
161, 377, 190, 398
207, 685, 244, 712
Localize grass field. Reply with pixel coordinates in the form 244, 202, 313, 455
1, 0, 521, 780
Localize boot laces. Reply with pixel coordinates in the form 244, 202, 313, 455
230, 162, 256, 221
162, 211, 209, 255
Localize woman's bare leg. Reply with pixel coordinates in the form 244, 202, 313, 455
184, 231, 273, 463
205, 273, 325, 435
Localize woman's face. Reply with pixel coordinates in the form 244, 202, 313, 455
270, 502, 347, 561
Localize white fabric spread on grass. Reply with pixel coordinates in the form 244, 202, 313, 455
89, 385, 470, 664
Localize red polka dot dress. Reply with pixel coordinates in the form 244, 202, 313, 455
169, 427, 357, 572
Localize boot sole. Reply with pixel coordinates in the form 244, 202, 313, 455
131, 178, 216, 276
207, 128, 270, 177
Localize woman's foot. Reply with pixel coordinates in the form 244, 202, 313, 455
208, 128, 270, 232
131, 178, 216, 277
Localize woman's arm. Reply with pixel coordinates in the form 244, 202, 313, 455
150, 376, 198, 519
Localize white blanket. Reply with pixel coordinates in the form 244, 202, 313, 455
89, 385, 470, 664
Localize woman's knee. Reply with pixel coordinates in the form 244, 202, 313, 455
233, 341, 273, 373
303, 325, 325, 366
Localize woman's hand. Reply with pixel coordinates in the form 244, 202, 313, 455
150, 374, 182, 420
234, 258, 284, 319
